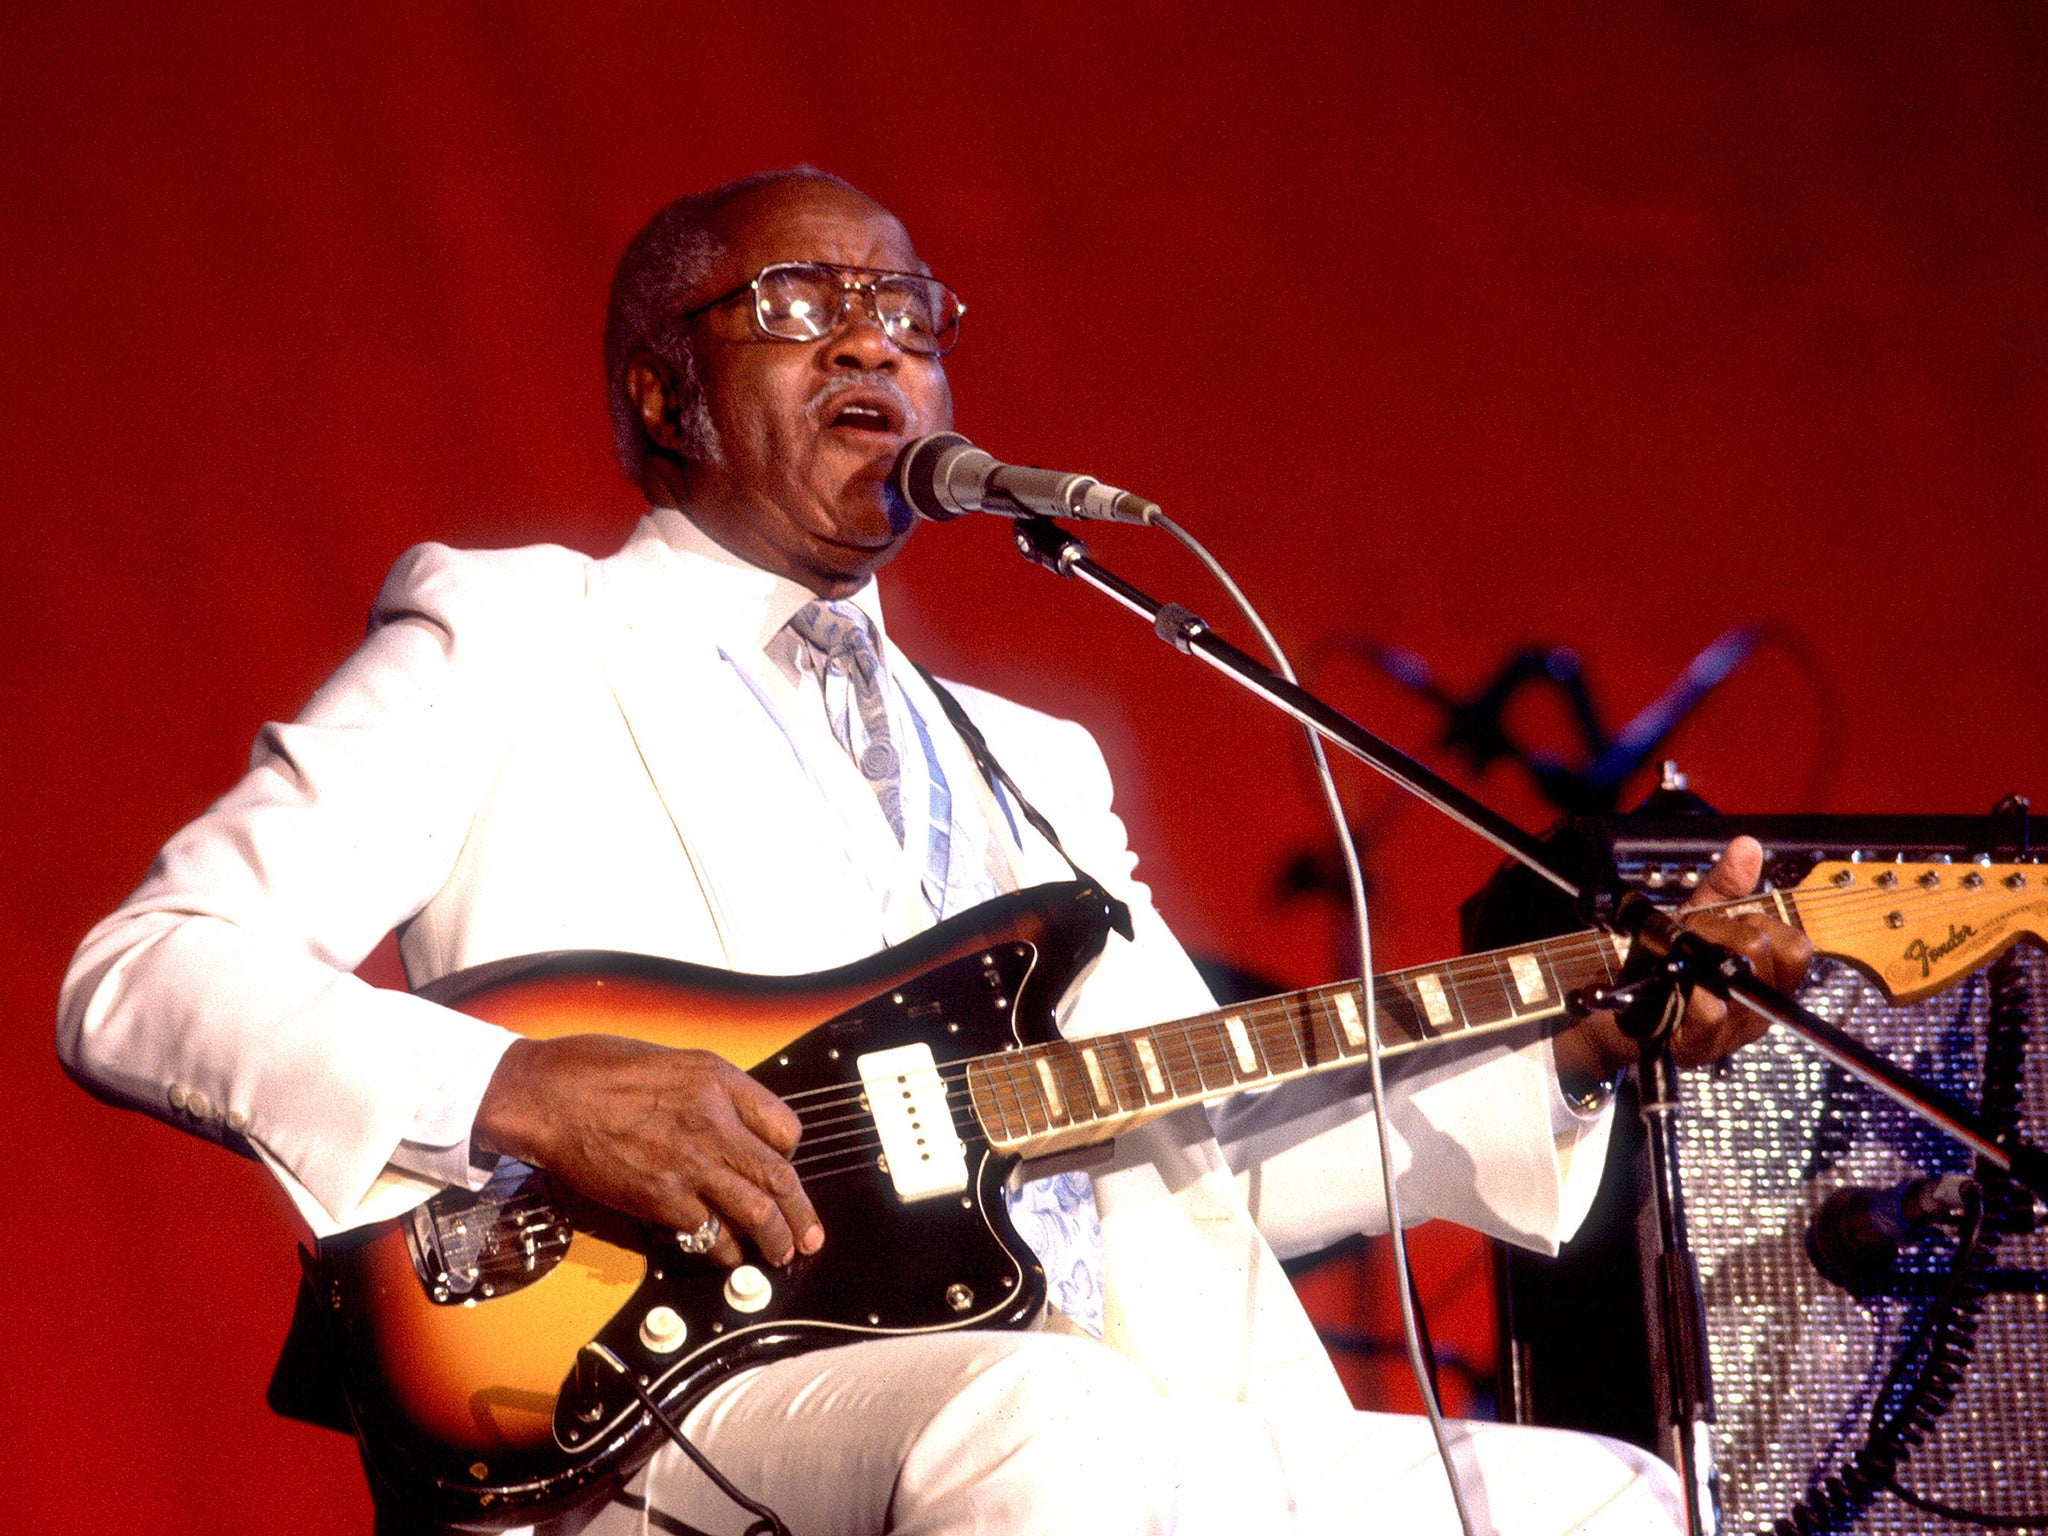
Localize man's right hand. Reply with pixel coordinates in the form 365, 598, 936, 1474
472, 1034, 824, 1269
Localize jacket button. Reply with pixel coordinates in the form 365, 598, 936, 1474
167, 1084, 188, 1110
225, 1107, 249, 1133
186, 1090, 213, 1120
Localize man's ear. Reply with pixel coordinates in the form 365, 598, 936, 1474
624, 353, 692, 457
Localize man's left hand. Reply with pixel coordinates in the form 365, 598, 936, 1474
1550, 835, 1814, 1098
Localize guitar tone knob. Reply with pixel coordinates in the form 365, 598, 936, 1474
638, 1305, 688, 1354
723, 1265, 772, 1314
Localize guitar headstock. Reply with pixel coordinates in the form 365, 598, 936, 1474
1791, 860, 2048, 1004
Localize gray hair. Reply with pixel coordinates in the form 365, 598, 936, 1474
602, 166, 863, 482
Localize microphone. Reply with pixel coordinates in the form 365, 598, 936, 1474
893, 432, 1161, 526
1806, 1172, 1975, 1293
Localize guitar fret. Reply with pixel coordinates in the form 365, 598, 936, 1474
1154, 1019, 1214, 1097
1081, 1034, 1156, 1122
1188, 1018, 1240, 1092
1542, 945, 1573, 1013
965, 1061, 1015, 1144
1078, 1044, 1116, 1113
1251, 999, 1309, 1076
1329, 988, 1368, 1054
1505, 950, 1550, 1010
1292, 991, 1334, 1065
1537, 935, 1610, 1017
1405, 971, 1457, 1037
1221, 1012, 1261, 1078
1050, 1042, 1102, 1126
1490, 949, 1529, 1016
1001, 1051, 1051, 1135
1453, 958, 1511, 1030
1291, 992, 1326, 1061
1597, 932, 1624, 985
1098, 1035, 1151, 1111
986, 1054, 1024, 1141
1131, 1031, 1170, 1100
1548, 937, 1597, 1011
1358, 977, 1422, 1049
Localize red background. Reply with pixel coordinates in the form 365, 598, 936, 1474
5, 4, 2044, 1528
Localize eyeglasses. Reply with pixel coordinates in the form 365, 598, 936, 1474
681, 261, 966, 358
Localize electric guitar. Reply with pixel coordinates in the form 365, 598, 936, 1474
314, 861, 2047, 1527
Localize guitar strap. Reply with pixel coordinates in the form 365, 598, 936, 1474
911, 663, 1134, 943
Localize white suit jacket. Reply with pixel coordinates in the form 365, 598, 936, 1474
59, 516, 1613, 1411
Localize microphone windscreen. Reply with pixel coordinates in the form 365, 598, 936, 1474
893, 432, 977, 522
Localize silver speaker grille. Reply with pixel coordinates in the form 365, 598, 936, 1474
1673, 948, 2048, 1533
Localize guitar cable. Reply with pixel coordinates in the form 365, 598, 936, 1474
581, 1343, 792, 1536
1151, 513, 1481, 1536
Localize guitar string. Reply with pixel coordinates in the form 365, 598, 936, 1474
783, 925, 1895, 1145
778, 879, 2021, 1168
780, 987, 1406, 1133
765, 876, 2018, 1124
777, 925, 1639, 1135
484, 878, 2022, 1214
478, 878, 2030, 1222
785, 957, 1595, 1170
763, 922, 1633, 1111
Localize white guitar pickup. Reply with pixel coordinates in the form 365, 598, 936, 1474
857, 1044, 970, 1202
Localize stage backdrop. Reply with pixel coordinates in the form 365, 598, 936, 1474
5, 4, 2043, 1529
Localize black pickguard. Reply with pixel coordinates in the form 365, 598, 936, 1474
553, 942, 1054, 1453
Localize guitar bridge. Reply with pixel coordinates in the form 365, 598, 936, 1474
405, 1160, 572, 1304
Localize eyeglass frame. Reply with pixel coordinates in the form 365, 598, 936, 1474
678, 260, 966, 358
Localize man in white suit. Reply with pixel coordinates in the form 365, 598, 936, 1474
59, 168, 1810, 1534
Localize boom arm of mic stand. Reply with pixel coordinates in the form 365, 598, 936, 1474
1006, 517, 1577, 897
1004, 515, 2048, 1202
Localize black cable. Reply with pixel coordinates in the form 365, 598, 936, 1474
1882, 1480, 2048, 1530
581, 1343, 792, 1536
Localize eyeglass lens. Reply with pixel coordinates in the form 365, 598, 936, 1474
755, 264, 961, 357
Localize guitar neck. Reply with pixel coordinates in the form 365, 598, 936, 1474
965, 921, 1644, 1160
964, 883, 1826, 1161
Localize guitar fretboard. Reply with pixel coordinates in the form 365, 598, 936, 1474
964, 927, 1634, 1159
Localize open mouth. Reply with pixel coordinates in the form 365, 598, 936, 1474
815, 384, 908, 438
831, 403, 895, 432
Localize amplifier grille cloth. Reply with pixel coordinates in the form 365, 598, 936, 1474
1677, 948, 2047, 1532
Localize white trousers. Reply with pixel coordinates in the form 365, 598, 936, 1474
557, 1332, 1683, 1536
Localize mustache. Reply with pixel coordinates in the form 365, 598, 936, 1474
805, 372, 914, 429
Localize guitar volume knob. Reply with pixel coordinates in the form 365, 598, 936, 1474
639, 1305, 688, 1353
723, 1265, 772, 1314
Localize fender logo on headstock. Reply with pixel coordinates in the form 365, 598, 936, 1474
1903, 922, 1976, 979
1790, 859, 2046, 1004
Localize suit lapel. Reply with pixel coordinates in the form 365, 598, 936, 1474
584, 534, 881, 974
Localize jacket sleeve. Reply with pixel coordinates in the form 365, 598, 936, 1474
55, 542, 584, 1237
1209, 1033, 1615, 1259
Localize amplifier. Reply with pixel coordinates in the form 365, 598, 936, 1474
1464, 809, 2048, 1534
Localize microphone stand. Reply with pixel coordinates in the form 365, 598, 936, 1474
1002, 514, 2048, 1536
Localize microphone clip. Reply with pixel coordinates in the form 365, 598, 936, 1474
1010, 515, 1087, 576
